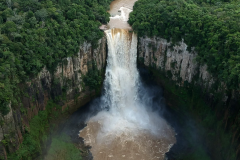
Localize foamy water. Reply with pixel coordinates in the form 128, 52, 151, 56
79, 28, 176, 160
79, 1, 176, 159
107, 0, 138, 29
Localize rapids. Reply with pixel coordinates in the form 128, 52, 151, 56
107, 0, 138, 29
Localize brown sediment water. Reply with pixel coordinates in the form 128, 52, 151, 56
79, 118, 176, 160
79, 28, 176, 160
109, 0, 138, 16
107, 0, 138, 29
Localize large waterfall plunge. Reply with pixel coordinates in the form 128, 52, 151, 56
79, 29, 176, 160
103, 29, 140, 122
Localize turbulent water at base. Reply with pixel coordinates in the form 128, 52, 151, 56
79, 28, 176, 160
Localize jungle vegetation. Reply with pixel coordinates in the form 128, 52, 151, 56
129, 0, 240, 90
0, 0, 112, 116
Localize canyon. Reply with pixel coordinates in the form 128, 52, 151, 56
0, 0, 239, 160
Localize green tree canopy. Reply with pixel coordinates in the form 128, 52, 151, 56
0, 0, 113, 116
129, 0, 240, 89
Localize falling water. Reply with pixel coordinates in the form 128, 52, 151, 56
79, 0, 175, 159
103, 29, 139, 117
79, 28, 176, 160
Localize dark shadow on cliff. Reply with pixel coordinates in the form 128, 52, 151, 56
40, 100, 102, 160
138, 66, 212, 160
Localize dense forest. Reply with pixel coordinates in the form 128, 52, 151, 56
0, 0, 112, 116
129, 0, 240, 90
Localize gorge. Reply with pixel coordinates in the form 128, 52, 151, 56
0, 0, 239, 160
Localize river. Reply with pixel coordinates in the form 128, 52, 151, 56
107, 0, 138, 29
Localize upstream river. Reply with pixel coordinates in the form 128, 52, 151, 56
107, 0, 138, 29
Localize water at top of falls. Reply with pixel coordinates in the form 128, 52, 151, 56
109, 0, 138, 16
107, 0, 138, 29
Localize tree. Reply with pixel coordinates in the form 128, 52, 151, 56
35, 8, 48, 21
3, 21, 16, 35
6, 0, 12, 8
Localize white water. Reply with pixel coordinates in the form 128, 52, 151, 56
97, 29, 165, 137
79, 1, 175, 159
107, 7, 133, 29
79, 29, 175, 160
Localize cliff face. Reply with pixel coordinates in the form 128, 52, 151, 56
138, 36, 240, 121
21, 37, 107, 122
138, 37, 238, 106
138, 37, 216, 89
138, 37, 240, 159
0, 37, 107, 159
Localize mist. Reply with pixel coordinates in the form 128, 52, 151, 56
79, 28, 175, 159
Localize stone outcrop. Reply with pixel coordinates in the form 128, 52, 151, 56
138, 36, 240, 124
138, 37, 215, 88
138, 36, 240, 159
0, 37, 107, 159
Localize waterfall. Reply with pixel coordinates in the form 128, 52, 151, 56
87, 28, 169, 139
79, 1, 176, 158
103, 29, 139, 114
79, 28, 176, 159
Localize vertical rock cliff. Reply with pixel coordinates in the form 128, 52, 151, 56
138, 36, 240, 159
138, 37, 215, 89
0, 37, 107, 159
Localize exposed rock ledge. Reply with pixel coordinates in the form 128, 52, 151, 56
0, 37, 107, 159
138, 37, 227, 96
138, 36, 240, 159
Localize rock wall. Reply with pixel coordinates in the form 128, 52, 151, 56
138, 36, 240, 159
138, 36, 240, 118
0, 37, 107, 159
138, 37, 216, 89
138, 37, 237, 104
